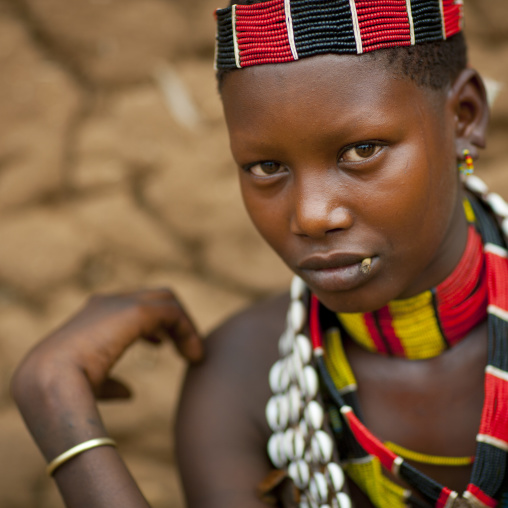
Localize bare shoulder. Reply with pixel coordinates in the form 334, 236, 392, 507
176, 292, 289, 508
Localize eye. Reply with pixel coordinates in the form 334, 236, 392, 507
340, 143, 382, 163
246, 161, 286, 177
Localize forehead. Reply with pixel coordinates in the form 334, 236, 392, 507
221, 54, 443, 142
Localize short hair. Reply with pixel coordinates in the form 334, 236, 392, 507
217, 0, 468, 91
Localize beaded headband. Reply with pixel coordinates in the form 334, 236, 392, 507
214, 0, 463, 70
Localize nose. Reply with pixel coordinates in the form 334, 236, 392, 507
289, 172, 354, 239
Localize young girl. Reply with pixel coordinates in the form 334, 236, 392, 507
11, 1, 508, 507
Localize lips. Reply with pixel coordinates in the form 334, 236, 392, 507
297, 252, 376, 292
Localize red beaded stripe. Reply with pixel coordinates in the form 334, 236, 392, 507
436, 488, 456, 508
478, 372, 508, 447
442, 0, 462, 39
465, 484, 498, 508
354, 0, 411, 52
376, 306, 406, 357
364, 312, 391, 355
342, 408, 400, 472
435, 227, 487, 345
485, 250, 508, 314
235, 0, 293, 68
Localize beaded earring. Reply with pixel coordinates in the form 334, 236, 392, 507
459, 149, 474, 176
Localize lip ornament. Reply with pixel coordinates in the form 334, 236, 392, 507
360, 258, 372, 275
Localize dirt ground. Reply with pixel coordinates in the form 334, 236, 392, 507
0, 1, 506, 506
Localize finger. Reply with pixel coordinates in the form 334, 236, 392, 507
139, 299, 204, 363
95, 377, 132, 400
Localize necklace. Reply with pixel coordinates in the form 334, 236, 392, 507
265, 175, 508, 508
336, 214, 487, 360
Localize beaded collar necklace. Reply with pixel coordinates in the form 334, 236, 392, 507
265, 176, 508, 508
215, 0, 463, 71
337, 212, 488, 361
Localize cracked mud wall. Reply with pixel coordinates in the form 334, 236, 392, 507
0, 1, 506, 506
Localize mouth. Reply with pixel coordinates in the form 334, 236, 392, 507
297, 252, 377, 292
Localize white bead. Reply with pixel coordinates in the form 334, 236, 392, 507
325, 463, 345, 492
335, 492, 352, 508
464, 175, 488, 195
290, 300, 307, 332
319, 505, 331, 508
288, 459, 310, 489
298, 418, 310, 439
284, 428, 305, 460
295, 334, 312, 365
503, 217, 508, 237
288, 385, 302, 423
267, 432, 287, 468
304, 401, 324, 430
269, 360, 290, 394
300, 366, 319, 399
487, 192, 508, 218
309, 472, 329, 504
266, 395, 289, 432
291, 276, 307, 300
311, 430, 334, 464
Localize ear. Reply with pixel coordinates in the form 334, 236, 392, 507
448, 68, 490, 160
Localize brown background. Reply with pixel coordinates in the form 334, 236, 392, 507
0, 1, 506, 506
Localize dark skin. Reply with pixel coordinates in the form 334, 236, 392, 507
11, 53, 490, 508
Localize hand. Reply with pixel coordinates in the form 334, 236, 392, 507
13, 288, 204, 401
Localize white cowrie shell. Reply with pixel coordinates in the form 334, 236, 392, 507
309, 472, 329, 504
266, 395, 289, 432
284, 428, 305, 460
267, 432, 287, 468
465, 175, 488, 195
288, 459, 310, 489
288, 384, 302, 423
304, 400, 324, 430
503, 217, 508, 237
300, 366, 319, 399
335, 492, 352, 508
298, 418, 309, 439
311, 430, 334, 464
291, 276, 307, 300
319, 505, 331, 508
290, 299, 307, 333
298, 493, 311, 508
269, 360, 290, 394
325, 462, 345, 492
295, 334, 312, 365
487, 192, 508, 218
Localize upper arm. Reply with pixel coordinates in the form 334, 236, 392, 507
175, 294, 288, 508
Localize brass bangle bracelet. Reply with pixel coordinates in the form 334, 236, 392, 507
46, 437, 117, 476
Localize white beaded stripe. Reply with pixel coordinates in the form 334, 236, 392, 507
339, 383, 358, 395
488, 305, 508, 323
485, 365, 508, 383
348, 0, 363, 54
444, 491, 459, 508
477, 433, 508, 452
438, 0, 447, 40
284, 0, 299, 61
391, 456, 403, 476
484, 243, 508, 259
232, 5, 241, 69
463, 491, 487, 507
405, 0, 415, 45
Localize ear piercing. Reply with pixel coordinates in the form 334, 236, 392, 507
459, 149, 474, 176
361, 258, 372, 275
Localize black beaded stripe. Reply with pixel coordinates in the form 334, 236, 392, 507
409, 0, 444, 42
216, 7, 238, 69
291, 0, 357, 57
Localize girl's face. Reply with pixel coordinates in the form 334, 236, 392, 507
221, 54, 469, 313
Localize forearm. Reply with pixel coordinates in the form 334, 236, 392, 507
13, 361, 150, 508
